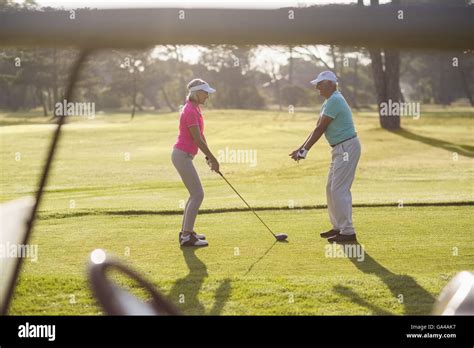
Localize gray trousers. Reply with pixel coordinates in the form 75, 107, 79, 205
171, 148, 204, 232
326, 137, 361, 235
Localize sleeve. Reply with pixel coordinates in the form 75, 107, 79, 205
183, 109, 200, 128
323, 98, 340, 119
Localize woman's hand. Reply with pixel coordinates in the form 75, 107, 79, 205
206, 156, 220, 172
210, 158, 220, 172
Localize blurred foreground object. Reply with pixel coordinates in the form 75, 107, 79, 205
433, 271, 474, 315
88, 249, 180, 315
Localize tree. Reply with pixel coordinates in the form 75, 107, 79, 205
400, 49, 474, 105
292, 45, 376, 108
458, 50, 474, 106
367, 0, 402, 130
199, 45, 266, 109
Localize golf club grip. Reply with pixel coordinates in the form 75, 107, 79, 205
218, 172, 276, 237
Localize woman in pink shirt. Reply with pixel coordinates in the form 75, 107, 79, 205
172, 79, 220, 247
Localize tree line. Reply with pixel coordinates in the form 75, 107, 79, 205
0, 0, 472, 131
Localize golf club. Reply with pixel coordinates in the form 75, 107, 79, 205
217, 170, 288, 242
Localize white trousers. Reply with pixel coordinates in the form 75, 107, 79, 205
326, 137, 361, 235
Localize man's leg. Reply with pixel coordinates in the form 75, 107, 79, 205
329, 138, 361, 236
326, 159, 339, 231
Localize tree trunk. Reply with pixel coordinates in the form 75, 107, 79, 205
459, 53, 474, 106
369, 49, 386, 103
369, 0, 401, 130
275, 80, 282, 111
47, 88, 52, 113
330, 45, 338, 75
288, 46, 294, 85
384, 50, 401, 129
52, 47, 59, 109
36, 87, 48, 116
353, 56, 359, 109
436, 53, 449, 105
131, 76, 137, 119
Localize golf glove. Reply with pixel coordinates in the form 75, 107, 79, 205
205, 156, 212, 168
297, 148, 308, 160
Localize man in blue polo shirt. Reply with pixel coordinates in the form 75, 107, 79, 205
289, 71, 361, 243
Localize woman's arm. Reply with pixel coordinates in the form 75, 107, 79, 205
188, 125, 219, 172
201, 133, 208, 145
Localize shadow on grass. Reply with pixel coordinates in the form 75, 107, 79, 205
167, 248, 231, 315
244, 240, 278, 276
333, 244, 435, 315
394, 128, 474, 158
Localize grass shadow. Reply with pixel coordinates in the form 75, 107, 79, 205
243, 240, 278, 277
333, 284, 393, 315
209, 278, 232, 315
167, 248, 231, 315
394, 128, 474, 158
334, 243, 435, 315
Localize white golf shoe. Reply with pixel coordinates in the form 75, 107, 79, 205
179, 232, 208, 247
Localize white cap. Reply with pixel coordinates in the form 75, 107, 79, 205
310, 71, 337, 85
189, 82, 216, 94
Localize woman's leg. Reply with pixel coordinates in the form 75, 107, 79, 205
172, 149, 204, 235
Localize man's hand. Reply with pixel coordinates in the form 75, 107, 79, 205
289, 149, 300, 161
289, 148, 308, 162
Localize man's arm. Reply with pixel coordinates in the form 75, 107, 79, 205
289, 115, 333, 161
302, 115, 333, 151
292, 115, 326, 152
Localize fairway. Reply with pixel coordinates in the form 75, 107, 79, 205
1, 107, 473, 315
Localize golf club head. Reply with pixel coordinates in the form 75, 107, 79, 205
275, 233, 288, 241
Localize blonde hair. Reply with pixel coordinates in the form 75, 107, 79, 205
186, 78, 207, 102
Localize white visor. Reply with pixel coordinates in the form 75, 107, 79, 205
310, 71, 337, 86
189, 83, 216, 94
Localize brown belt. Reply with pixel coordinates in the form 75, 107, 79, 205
330, 135, 357, 148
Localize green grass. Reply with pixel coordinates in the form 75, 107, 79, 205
1, 106, 473, 315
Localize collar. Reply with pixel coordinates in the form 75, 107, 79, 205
327, 90, 339, 99
186, 99, 201, 113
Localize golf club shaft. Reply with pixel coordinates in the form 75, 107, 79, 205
217, 171, 277, 238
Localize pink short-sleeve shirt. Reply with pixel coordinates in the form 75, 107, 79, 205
174, 100, 204, 156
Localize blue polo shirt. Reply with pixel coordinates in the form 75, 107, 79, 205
320, 90, 356, 146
